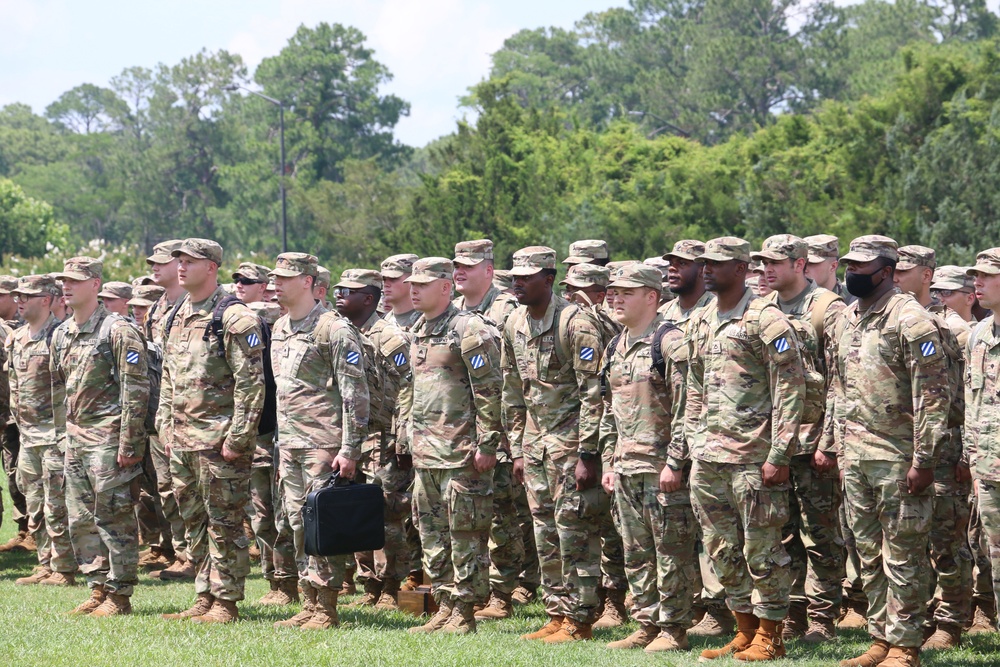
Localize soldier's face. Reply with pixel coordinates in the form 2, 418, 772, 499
176, 255, 213, 290
934, 287, 974, 314
16, 294, 51, 323
892, 267, 929, 296
702, 259, 742, 292
101, 297, 129, 317
235, 278, 266, 304
804, 258, 837, 289
132, 305, 149, 324
151, 258, 178, 286
273, 275, 312, 308
335, 287, 372, 320
453, 261, 492, 296
609, 287, 656, 327
381, 275, 406, 306
666, 257, 701, 294
512, 271, 551, 307
61, 277, 99, 309
762, 258, 797, 292
409, 279, 449, 313
974, 272, 1000, 311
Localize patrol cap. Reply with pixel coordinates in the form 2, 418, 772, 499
511, 246, 557, 276
804, 234, 840, 263
172, 238, 223, 266
315, 266, 331, 289
269, 252, 318, 278
967, 248, 1000, 276
232, 263, 271, 283
606, 260, 640, 271
608, 264, 663, 291
127, 284, 165, 307
247, 301, 281, 326
381, 254, 418, 278
12, 275, 59, 297
662, 240, 706, 262
55, 257, 103, 281
563, 240, 609, 265
560, 263, 610, 289
751, 262, 766, 274
0, 275, 18, 294
453, 239, 494, 266
146, 239, 183, 265
404, 257, 454, 284
132, 275, 156, 288
841, 235, 898, 263
643, 257, 670, 279
896, 245, 936, 271
931, 265, 974, 291
335, 269, 383, 290
751, 235, 808, 262
493, 269, 513, 290
47, 275, 64, 297
697, 237, 752, 263
98, 281, 133, 300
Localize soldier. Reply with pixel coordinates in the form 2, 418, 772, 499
494, 270, 515, 295
128, 285, 165, 329
931, 267, 977, 324
804, 234, 856, 305
830, 236, 950, 667
0, 274, 30, 552
51, 257, 150, 616
687, 237, 805, 662
9, 276, 75, 586
313, 266, 332, 308
504, 246, 606, 643
98, 282, 133, 318
563, 240, 610, 267
157, 239, 266, 624
599, 264, 697, 652
381, 254, 421, 331
453, 240, 519, 327
754, 235, 847, 643
232, 263, 270, 304
50, 280, 69, 321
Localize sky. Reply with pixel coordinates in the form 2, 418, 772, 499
0, 0, 626, 147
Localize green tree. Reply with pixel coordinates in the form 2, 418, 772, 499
0, 178, 66, 266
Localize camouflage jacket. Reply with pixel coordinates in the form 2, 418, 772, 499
360, 310, 410, 454
145, 292, 181, 345
453, 284, 519, 329
272, 301, 369, 459
658, 290, 714, 329
929, 304, 971, 472
385, 309, 421, 332
966, 317, 1000, 481
0, 320, 11, 427
7, 315, 63, 449
686, 287, 806, 466
156, 286, 265, 455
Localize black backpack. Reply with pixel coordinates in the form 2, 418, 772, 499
601, 321, 680, 395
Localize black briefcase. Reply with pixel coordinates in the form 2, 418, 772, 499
303, 471, 385, 557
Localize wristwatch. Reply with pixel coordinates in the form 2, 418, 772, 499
578, 450, 598, 462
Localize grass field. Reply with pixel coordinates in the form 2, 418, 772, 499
2, 487, 1000, 667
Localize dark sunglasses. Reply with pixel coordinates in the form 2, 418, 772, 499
234, 277, 265, 286
333, 287, 355, 298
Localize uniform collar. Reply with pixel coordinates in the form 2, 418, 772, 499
66, 303, 108, 335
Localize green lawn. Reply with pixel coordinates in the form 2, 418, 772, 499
2, 486, 999, 666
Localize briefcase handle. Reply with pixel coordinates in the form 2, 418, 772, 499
321, 469, 354, 489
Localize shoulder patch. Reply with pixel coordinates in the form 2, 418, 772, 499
345, 349, 361, 365
125, 348, 141, 365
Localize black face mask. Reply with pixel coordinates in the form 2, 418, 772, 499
845, 268, 884, 298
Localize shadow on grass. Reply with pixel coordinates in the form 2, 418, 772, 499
0, 549, 39, 580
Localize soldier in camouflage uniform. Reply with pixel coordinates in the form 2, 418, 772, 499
0, 274, 31, 552
381, 254, 422, 331
504, 246, 606, 644
805, 235, 856, 306
98, 282, 133, 319
687, 237, 806, 662
399, 257, 502, 635
599, 264, 697, 652
829, 236, 950, 667
563, 240, 610, 267
157, 239, 266, 624
51, 257, 150, 616
128, 285, 165, 332
494, 270, 514, 295
9, 276, 76, 586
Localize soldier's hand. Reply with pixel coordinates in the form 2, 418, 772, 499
660, 466, 683, 493
395, 454, 413, 471
575, 457, 599, 491
955, 463, 972, 484
601, 471, 616, 495
220, 444, 243, 462
906, 466, 934, 495
513, 457, 525, 485
761, 462, 789, 487
332, 454, 356, 480
811, 450, 837, 474
474, 451, 497, 474
117, 452, 142, 468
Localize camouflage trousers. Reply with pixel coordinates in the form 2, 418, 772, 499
523, 451, 602, 623
843, 460, 932, 648
697, 540, 729, 613
171, 448, 251, 602
249, 465, 296, 582
786, 455, 845, 621
64, 445, 140, 596
840, 486, 866, 607
1, 423, 27, 532
355, 453, 415, 588
968, 491, 994, 609
413, 465, 493, 603
613, 472, 697, 629
487, 460, 525, 596
690, 459, 792, 621
599, 489, 628, 593
278, 446, 345, 591
135, 436, 171, 553
973, 481, 1000, 623
514, 479, 540, 588
17, 444, 74, 573
149, 435, 187, 557
927, 470, 972, 628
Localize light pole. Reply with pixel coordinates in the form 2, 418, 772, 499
627, 110, 691, 139
225, 84, 288, 253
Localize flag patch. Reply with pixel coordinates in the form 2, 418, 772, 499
346, 350, 361, 365
580, 347, 594, 361
470, 354, 485, 370
393, 352, 407, 367
246, 333, 261, 348
921, 341, 936, 357
125, 350, 140, 365
774, 337, 790, 354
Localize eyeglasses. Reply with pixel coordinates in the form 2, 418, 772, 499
333, 287, 354, 298
931, 289, 972, 298
234, 277, 264, 286
13, 294, 44, 303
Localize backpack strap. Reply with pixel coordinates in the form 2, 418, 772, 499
209, 294, 245, 356
98, 312, 123, 385
809, 290, 840, 340
600, 331, 624, 396
650, 321, 681, 379
552, 303, 581, 369
163, 294, 189, 340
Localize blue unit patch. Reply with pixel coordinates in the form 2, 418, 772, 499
579, 347, 594, 361
774, 337, 790, 354
470, 354, 485, 370
921, 341, 936, 357
346, 350, 361, 365
125, 350, 140, 365
246, 333, 261, 348
393, 352, 407, 367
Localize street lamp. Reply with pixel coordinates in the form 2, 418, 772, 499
224, 83, 288, 253
627, 110, 691, 139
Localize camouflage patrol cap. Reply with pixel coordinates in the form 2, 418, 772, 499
13, 274, 59, 297
662, 240, 706, 262
454, 239, 494, 266
315, 266, 331, 289
247, 301, 281, 326
560, 263, 610, 289
608, 263, 663, 291
404, 257, 454, 284
172, 238, 223, 266
931, 265, 974, 291
493, 269, 513, 290
47, 274, 64, 297
127, 284, 166, 307
751, 234, 808, 262
563, 240, 609, 265
896, 245, 936, 271
841, 235, 898, 263
643, 257, 670, 279
55, 257, 103, 281
132, 275, 156, 288
967, 248, 1000, 276
511, 246, 557, 276
0, 275, 18, 294
98, 281, 133, 300
335, 269, 383, 290
146, 239, 183, 265
606, 260, 640, 271
232, 263, 271, 283
698, 237, 752, 263
381, 254, 418, 278
804, 234, 840, 263
751, 262, 766, 275
269, 252, 318, 278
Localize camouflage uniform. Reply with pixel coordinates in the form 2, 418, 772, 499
563, 240, 610, 266
503, 247, 606, 624
805, 235, 857, 307
157, 240, 265, 603
51, 258, 150, 597
0, 275, 27, 536
687, 238, 805, 622
827, 236, 951, 648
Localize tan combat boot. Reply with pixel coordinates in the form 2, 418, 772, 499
802, 617, 837, 643
347, 579, 381, 607
520, 615, 564, 640
89, 592, 132, 617
699, 611, 759, 661
839, 639, 890, 667
646, 626, 690, 652
734, 618, 786, 661
301, 588, 339, 630
400, 571, 421, 591
0, 531, 30, 553
40, 571, 77, 586
511, 585, 537, 605
689, 607, 736, 637
138, 547, 173, 568
607, 624, 659, 649
878, 646, 920, 667
15, 566, 53, 585
20, 533, 38, 552
920, 623, 961, 651
968, 600, 997, 634
541, 618, 593, 643
438, 600, 477, 634
409, 597, 455, 634
274, 584, 317, 628
67, 586, 106, 616
340, 567, 357, 595
375, 579, 400, 611
153, 555, 196, 581
162, 593, 214, 620
838, 599, 868, 629
259, 579, 299, 606
782, 602, 808, 641
190, 598, 239, 624
593, 588, 628, 629
474, 591, 513, 620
